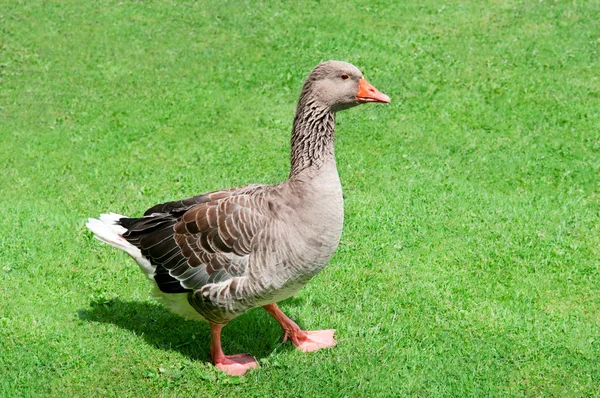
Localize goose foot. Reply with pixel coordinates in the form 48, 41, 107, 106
210, 323, 258, 376
214, 354, 259, 376
263, 303, 337, 352
286, 329, 337, 352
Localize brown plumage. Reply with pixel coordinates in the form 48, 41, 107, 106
87, 60, 390, 375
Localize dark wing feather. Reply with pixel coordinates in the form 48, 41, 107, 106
120, 185, 270, 295
170, 193, 270, 289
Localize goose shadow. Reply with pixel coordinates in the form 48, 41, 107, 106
79, 296, 306, 363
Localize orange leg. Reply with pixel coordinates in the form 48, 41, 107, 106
263, 303, 336, 352
210, 323, 258, 376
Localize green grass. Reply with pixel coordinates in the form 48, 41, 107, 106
1, 0, 599, 396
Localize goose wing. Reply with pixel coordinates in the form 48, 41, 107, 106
120, 185, 271, 294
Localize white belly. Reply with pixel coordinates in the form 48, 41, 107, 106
150, 283, 206, 322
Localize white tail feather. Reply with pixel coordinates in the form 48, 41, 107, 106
87, 213, 204, 321
86, 213, 155, 278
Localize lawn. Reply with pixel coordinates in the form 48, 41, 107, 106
1, 0, 599, 396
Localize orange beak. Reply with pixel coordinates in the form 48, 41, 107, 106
357, 78, 391, 103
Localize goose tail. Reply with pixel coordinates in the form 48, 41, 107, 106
86, 212, 155, 278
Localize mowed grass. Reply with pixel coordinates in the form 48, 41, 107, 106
1, 0, 599, 396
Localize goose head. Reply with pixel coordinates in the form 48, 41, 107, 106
301, 60, 390, 112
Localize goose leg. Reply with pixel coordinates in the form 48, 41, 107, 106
263, 303, 336, 352
210, 323, 258, 376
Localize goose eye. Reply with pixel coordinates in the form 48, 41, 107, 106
341, 74, 349, 80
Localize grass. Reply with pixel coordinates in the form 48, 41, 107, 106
1, 0, 599, 396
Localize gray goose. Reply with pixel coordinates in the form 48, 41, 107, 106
87, 61, 390, 376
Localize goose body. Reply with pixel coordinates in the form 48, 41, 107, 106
87, 61, 389, 375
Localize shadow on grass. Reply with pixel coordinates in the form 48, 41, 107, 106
79, 297, 305, 363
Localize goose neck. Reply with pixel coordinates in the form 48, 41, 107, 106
289, 101, 336, 178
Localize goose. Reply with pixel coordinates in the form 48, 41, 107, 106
87, 61, 390, 376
